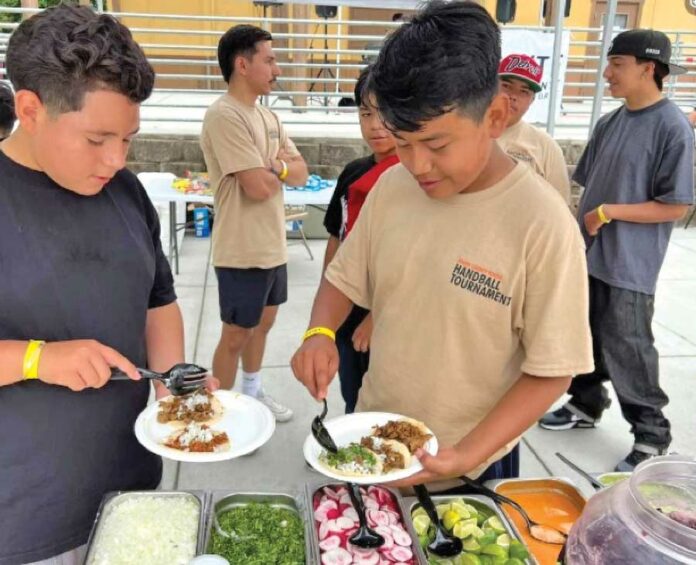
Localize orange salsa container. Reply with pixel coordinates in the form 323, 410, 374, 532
492, 478, 586, 565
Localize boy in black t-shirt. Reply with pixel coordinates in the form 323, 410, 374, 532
0, 6, 215, 564
323, 66, 399, 412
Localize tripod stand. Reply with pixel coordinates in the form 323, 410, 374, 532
308, 18, 335, 107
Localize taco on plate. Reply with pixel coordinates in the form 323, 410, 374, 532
157, 387, 224, 427
370, 418, 433, 454
318, 443, 384, 477
360, 436, 411, 473
163, 422, 230, 453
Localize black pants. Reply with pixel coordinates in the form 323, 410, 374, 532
336, 306, 370, 414
567, 276, 671, 451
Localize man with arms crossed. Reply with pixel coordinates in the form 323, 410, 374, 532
201, 25, 308, 422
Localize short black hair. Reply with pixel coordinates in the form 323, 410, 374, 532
6, 4, 154, 114
218, 25, 273, 83
0, 82, 15, 135
370, 0, 500, 132
636, 57, 669, 91
354, 65, 373, 107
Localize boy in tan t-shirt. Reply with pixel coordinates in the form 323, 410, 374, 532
498, 54, 571, 205
291, 1, 593, 486
201, 25, 308, 422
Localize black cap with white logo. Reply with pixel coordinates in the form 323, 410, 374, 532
608, 29, 687, 76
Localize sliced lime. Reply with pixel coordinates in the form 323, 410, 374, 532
481, 543, 508, 559
508, 540, 530, 560
453, 521, 477, 539
443, 509, 463, 531
413, 514, 432, 536
496, 533, 511, 549
462, 535, 482, 553
485, 516, 507, 535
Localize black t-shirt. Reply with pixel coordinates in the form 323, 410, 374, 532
324, 155, 376, 240
0, 152, 176, 564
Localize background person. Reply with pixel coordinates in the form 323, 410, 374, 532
323, 65, 399, 413
201, 25, 308, 422
0, 82, 16, 140
540, 29, 694, 472
498, 53, 571, 205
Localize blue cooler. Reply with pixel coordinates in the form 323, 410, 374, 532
193, 207, 210, 237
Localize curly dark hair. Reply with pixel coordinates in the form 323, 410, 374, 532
6, 4, 154, 114
218, 25, 273, 83
0, 82, 15, 135
369, 0, 500, 132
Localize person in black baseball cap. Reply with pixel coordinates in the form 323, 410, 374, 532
608, 29, 686, 76
539, 27, 694, 472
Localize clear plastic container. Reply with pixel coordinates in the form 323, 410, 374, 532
564, 456, 696, 564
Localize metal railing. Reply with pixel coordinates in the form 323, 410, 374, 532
1, 5, 695, 133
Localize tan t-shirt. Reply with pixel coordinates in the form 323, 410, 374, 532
498, 120, 571, 205
325, 163, 593, 479
200, 93, 299, 268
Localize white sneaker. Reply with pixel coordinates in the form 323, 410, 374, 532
257, 390, 293, 423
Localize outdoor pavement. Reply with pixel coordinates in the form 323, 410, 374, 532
157, 219, 696, 500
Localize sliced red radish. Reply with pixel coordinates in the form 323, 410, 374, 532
372, 510, 390, 527
342, 507, 359, 523
315, 499, 339, 522
388, 546, 413, 562
319, 535, 341, 552
389, 525, 412, 547
351, 549, 380, 565
363, 497, 379, 511
384, 510, 400, 526
320, 547, 353, 565
323, 486, 342, 500
339, 493, 352, 507
319, 518, 340, 540
335, 516, 355, 531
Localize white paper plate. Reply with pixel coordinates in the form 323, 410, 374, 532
303, 411, 439, 484
134, 390, 275, 462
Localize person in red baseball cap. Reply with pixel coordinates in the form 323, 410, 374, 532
497, 53, 571, 205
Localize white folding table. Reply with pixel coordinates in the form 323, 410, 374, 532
138, 172, 336, 273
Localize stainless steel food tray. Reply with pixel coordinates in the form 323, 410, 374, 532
83, 489, 210, 564
401, 492, 530, 564
203, 491, 314, 564
307, 480, 428, 565
485, 477, 586, 565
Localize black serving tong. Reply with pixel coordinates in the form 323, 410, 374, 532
111, 363, 208, 396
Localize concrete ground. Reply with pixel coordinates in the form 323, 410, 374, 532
158, 220, 696, 500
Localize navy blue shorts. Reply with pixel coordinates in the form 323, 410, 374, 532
215, 264, 288, 328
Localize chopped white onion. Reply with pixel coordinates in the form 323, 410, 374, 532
89, 495, 199, 565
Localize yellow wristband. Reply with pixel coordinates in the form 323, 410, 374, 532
597, 205, 612, 224
278, 159, 289, 182
23, 340, 45, 380
303, 327, 336, 342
